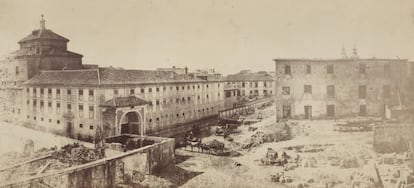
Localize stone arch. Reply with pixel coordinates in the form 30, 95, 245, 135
118, 110, 144, 135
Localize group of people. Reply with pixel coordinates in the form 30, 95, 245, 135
264, 148, 302, 169
265, 148, 290, 164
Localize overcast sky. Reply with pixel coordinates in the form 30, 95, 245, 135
0, 0, 414, 74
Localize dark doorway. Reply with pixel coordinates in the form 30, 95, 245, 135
359, 105, 367, 116
282, 105, 291, 118
120, 111, 140, 135
66, 122, 74, 138
327, 105, 335, 117
304, 105, 312, 119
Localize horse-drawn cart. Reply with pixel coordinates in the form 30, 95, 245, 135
185, 138, 225, 155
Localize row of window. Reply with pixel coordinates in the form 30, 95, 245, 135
283, 63, 391, 75
147, 107, 215, 123
28, 100, 95, 119
27, 84, 220, 100
281, 85, 391, 99
0, 81, 18, 86
281, 104, 367, 118
147, 93, 218, 106
26, 115, 95, 130
123, 83, 220, 95
27, 115, 61, 124
225, 90, 240, 98
227, 81, 271, 88
27, 88, 95, 101
225, 89, 271, 98
0, 66, 20, 77
79, 123, 94, 130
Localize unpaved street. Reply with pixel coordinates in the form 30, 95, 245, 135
172, 111, 400, 188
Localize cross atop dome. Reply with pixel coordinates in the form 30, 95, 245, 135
40, 14, 46, 30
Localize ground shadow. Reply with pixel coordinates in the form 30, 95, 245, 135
174, 154, 193, 164
155, 164, 203, 187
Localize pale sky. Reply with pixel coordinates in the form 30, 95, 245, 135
0, 0, 414, 74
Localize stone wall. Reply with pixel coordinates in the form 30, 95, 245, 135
0, 136, 175, 188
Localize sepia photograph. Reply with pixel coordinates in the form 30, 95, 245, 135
0, 0, 414, 187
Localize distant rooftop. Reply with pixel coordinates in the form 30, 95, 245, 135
273, 58, 408, 63
226, 70, 273, 81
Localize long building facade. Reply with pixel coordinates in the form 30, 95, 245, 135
22, 68, 224, 141
273, 57, 411, 120
224, 70, 274, 109
0, 17, 226, 142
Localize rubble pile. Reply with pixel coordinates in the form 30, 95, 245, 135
52, 143, 104, 165
287, 144, 333, 153
0, 147, 57, 183
376, 157, 414, 187
320, 144, 375, 169
314, 172, 343, 187
0, 143, 106, 184
350, 171, 378, 188
242, 131, 265, 149
0, 147, 53, 168
242, 123, 294, 149
334, 118, 380, 132
379, 153, 407, 165
270, 172, 293, 183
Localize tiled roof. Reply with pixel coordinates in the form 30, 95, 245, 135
100, 96, 149, 108
19, 29, 69, 43
98, 68, 204, 85
12, 48, 82, 58
24, 70, 99, 86
23, 68, 206, 87
226, 71, 273, 81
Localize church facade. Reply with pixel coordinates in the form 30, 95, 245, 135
0, 17, 225, 142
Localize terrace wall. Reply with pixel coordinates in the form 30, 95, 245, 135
1, 136, 175, 188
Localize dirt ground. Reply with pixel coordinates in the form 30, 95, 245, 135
165, 106, 411, 188
0, 106, 411, 187
172, 121, 372, 187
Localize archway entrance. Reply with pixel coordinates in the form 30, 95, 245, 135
120, 111, 141, 135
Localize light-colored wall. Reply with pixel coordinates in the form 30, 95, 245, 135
274, 59, 409, 119
22, 87, 99, 140
225, 80, 274, 97
100, 82, 225, 133
20, 81, 226, 140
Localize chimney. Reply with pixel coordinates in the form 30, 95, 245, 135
185, 66, 188, 74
